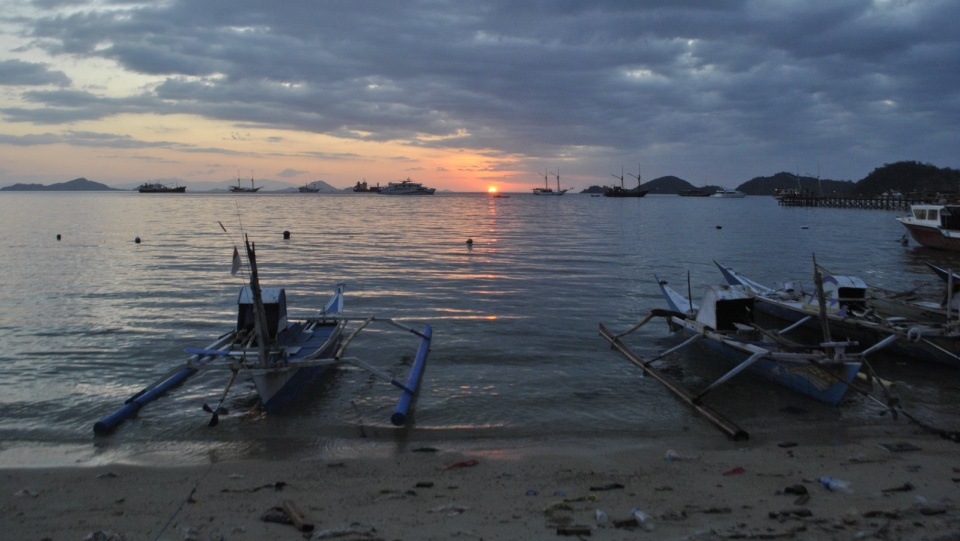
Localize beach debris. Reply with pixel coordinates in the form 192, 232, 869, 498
415, 481, 434, 488
588, 483, 624, 491
430, 503, 469, 516
440, 459, 479, 470
313, 524, 379, 539
562, 493, 599, 503
631, 508, 655, 531
412, 446, 439, 452
261, 507, 292, 525
282, 500, 314, 531
526, 489, 539, 496
722, 466, 746, 476
777, 441, 798, 448
819, 476, 853, 494
881, 482, 915, 493
97, 471, 119, 479
222, 481, 287, 493
83, 531, 126, 541
556, 525, 591, 536
878, 442, 922, 452
768, 508, 813, 520
778, 484, 810, 505
14, 488, 39, 498
594, 508, 608, 526
664, 449, 696, 461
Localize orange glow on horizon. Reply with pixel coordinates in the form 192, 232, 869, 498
488, 186, 498, 193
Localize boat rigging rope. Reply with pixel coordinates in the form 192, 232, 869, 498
151, 461, 216, 541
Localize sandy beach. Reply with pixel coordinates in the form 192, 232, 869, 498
4, 422, 959, 541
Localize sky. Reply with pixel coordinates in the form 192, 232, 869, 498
0, 0, 958, 192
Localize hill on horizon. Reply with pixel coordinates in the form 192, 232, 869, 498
0, 178, 118, 191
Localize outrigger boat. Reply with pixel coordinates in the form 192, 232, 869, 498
599, 271, 898, 440
714, 260, 960, 368
94, 236, 432, 434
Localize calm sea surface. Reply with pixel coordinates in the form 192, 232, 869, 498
1, 192, 958, 466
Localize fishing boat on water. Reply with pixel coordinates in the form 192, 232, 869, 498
299, 182, 320, 193
94, 236, 432, 434
600, 272, 897, 440
533, 169, 567, 195
715, 260, 960, 368
603, 163, 649, 198
896, 203, 960, 251
353, 180, 381, 193
137, 182, 186, 193
229, 177, 261, 193
712, 188, 746, 198
678, 189, 711, 197
379, 178, 436, 195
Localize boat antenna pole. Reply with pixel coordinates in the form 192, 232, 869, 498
217, 218, 247, 282
687, 271, 693, 316
812, 253, 834, 357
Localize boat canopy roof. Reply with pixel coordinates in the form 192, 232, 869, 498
695, 285, 754, 331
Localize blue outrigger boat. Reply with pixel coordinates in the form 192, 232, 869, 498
715, 260, 960, 368
95, 236, 432, 434
600, 273, 898, 440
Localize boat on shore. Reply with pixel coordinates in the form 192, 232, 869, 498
600, 273, 897, 440
353, 180, 381, 193
137, 182, 186, 193
603, 163, 649, 198
229, 177, 261, 193
896, 204, 960, 251
379, 178, 436, 195
94, 236, 433, 434
715, 260, 960, 368
712, 188, 746, 198
533, 170, 567, 195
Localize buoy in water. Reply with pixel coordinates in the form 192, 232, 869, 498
801, 226, 809, 230
466, 238, 473, 245
134, 236, 141, 244
715, 225, 722, 229
283, 230, 291, 240
56, 234, 61, 241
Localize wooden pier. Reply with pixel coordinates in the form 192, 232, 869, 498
776, 194, 930, 210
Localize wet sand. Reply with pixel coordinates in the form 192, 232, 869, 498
4, 423, 959, 541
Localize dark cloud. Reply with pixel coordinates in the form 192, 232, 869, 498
0, 59, 69, 86
4, 0, 960, 182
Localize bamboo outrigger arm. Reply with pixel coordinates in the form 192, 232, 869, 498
599, 323, 749, 441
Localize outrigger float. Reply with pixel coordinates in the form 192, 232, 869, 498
94, 236, 432, 435
600, 267, 899, 440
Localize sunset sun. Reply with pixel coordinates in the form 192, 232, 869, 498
488, 186, 498, 193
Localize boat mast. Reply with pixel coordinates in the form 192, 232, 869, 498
611, 166, 624, 189
244, 235, 271, 366
627, 162, 641, 190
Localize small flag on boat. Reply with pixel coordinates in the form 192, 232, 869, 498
231, 247, 241, 275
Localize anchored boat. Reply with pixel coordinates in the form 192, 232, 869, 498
94, 236, 432, 434
715, 260, 960, 368
600, 271, 898, 439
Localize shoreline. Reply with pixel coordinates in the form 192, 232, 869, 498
4, 424, 958, 540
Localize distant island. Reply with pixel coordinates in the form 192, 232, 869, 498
580, 161, 960, 197
0, 178, 119, 192
3, 161, 957, 196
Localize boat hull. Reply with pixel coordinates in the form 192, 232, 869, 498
898, 221, 960, 251
751, 299, 960, 368
250, 320, 345, 413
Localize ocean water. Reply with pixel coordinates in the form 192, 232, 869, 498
0, 192, 958, 466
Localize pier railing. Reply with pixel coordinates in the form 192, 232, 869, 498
775, 194, 931, 210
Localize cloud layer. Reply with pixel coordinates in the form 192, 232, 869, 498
1, 0, 958, 188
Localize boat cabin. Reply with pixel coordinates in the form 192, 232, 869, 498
909, 204, 960, 230
237, 286, 289, 339
695, 285, 755, 331
817, 275, 868, 313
